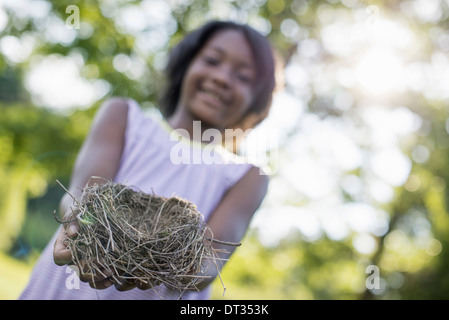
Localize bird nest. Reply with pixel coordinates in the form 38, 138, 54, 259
55, 179, 237, 296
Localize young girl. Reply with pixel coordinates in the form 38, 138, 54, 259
19, 20, 277, 300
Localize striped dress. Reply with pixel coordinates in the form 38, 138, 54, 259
19, 99, 253, 300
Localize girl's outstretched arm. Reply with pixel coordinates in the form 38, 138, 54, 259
53, 97, 129, 288
199, 166, 269, 290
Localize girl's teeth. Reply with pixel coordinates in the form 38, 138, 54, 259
203, 89, 222, 102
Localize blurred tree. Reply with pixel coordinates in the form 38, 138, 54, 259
362, 107, 449, 299
0, 102, 96, 252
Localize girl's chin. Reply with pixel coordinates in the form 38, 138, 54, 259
195, 114, 223, 129
189, 104, 222, 125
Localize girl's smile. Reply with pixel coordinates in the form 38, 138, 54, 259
198, 86, 229, 109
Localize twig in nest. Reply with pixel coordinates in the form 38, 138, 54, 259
53, 210, 78, 224
205, 237, 241, 247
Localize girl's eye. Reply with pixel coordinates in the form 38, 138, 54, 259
237, 72, 253, 84
203, 56, 219, 66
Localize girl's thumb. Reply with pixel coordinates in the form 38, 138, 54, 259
67, 222, 79, 238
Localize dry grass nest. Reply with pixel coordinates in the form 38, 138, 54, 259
55, 179, 238, 295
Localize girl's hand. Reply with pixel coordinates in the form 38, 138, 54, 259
53, 218, 153, 291
53, 220, 78, 266
53, 220, 115, 290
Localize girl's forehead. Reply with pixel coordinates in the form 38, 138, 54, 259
201, 29, 255, 67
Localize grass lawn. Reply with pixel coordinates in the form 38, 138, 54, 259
0, 252, 34, 300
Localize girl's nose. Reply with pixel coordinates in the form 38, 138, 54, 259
211, 65, 232, 89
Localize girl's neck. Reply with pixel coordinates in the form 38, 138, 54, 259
166, 108, 243, 153
166, 109, 219, 145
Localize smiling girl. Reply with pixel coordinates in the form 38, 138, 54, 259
20, 20, 277, 300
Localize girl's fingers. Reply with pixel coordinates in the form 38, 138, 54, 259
78, 259, 114, 283
66, 221, 79, 238
89, 277, 114, 290
54, 218, 79, 266
53, 228, 73, 266
114, 281, 137, 292
137, 280, 153, 290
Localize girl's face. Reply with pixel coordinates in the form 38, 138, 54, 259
178, 29, 256, 131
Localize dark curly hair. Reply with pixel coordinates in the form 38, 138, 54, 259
159, 20, 276, 131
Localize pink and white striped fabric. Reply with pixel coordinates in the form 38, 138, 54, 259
19, 99, 254, 300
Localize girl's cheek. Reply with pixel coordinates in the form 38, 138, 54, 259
243, 89, 254, 109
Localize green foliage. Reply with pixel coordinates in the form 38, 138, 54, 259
0, 103, 90, 251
